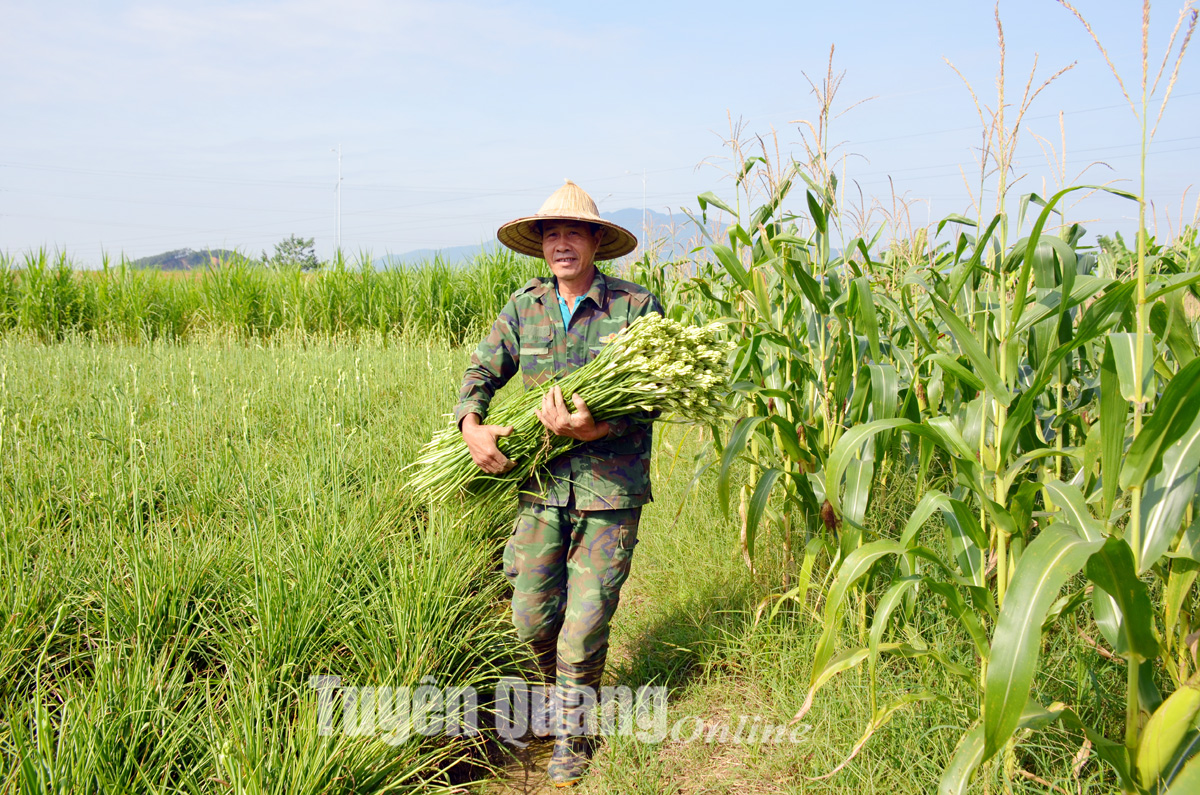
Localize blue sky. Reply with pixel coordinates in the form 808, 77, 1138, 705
2, 0, 1198, 264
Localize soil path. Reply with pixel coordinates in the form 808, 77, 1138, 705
480, 737, 559, 794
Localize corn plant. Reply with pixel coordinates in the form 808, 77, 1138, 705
707, 177, 1200, 791
702, 3, 1200, 789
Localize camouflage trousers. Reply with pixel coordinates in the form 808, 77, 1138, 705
503, 500, 641, 694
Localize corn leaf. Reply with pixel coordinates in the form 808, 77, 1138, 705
1011, 274, 1110, 336
824, 419, 917, 515
1109, 332, 1155, 403
765, 415, 805, 463
1138, 683, 1200, 790
982, 527, 1103, 760
1076, 278, 1138, 342
924, 353, 986, 394
751, 175, 792, 230
697, 191, 738, 222
944, 500, 987, 588
1159, 731, 1200, 793
942, 697, 1134, 795
1086, 537, 1160, 662
1150, 292, 1199, 367
1100, 338, 1127, 520
1123, 356, 1200, 490
926, 416, 978, 462
807, 692, 942, 782
711, 244, 751, 291
1134, 407, 1200, 573
1146, 270, 1200, 302
717, 416, 767, 516
1010, 185, 1136, 340
868, 576, 922, 713
948, 214, 1003, 303
1166, 564, 1200, 647
795, 642, 963, 725
810, 540, 906, 686
745, 467, 783, 564
806, 190, 827, 235
1043, 479, 1104, 541
786, 256, 830, 313
940, 702, 1065, 795
931, 296, 1012, 405
868, 363, 898, 422
899, 490, 952, 548
793, 647, 873, 723
1000, 449, 1067, 498
843, 456, 875, 533
853, 277, 882, 362
768, 536, 827, 622
1000, 279, 1136, 462
750, 268, 773, 324
924, 579, 991, 659
937, 213, 978, 232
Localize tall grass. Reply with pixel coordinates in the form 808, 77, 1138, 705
0, 248, 546, 345
0, 337, 527, 792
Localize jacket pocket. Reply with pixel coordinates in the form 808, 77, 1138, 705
520, 325, 555, 384
519, 325, 553, 355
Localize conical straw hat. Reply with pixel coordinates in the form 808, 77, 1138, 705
497, 180, 638, 261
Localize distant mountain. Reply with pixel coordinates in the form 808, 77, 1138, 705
376, 209, 701, 269
128, 209, 708, 273
129, 248, 243, 270
603, 208, 704, 256
374, 243, 497, 269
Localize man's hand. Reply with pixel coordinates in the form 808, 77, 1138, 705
461, 413, 516, 474
535, 385, 610, 442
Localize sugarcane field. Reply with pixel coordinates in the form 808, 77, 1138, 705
4, 1, 1200, 793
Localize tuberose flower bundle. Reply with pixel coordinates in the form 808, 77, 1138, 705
404, 313, 732, 505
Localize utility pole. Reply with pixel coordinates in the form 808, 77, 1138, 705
333, 144, 342, 253
642, 168, 647, 250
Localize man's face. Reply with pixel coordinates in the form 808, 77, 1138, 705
541, 220, 604, 282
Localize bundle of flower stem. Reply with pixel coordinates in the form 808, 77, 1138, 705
404, 313, 732, 506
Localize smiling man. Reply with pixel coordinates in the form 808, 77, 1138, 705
455, 180, 662, 786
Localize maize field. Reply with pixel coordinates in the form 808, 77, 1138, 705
2, 2, 1199, 791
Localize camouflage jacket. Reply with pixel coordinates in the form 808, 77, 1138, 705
455, 269, 664, 510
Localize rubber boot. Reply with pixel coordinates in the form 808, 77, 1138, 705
528, 637, 560, 737
546, 685, 596, 787
546, 653, 604, 787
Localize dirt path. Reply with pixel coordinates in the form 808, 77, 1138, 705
480, 738, 560, 794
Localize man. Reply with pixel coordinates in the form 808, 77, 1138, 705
455, 180, 662, 787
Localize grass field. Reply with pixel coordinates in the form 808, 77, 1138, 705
0, 334, 1124, 793
0, 335, 523, 792
6, 7, 1198, 787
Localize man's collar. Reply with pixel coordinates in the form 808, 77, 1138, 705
548, 268, 608, 309
585, 268, 608, 309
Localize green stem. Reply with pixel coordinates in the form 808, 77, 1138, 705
1130, 30, 1150, 574
1125, 658, 1141, 757
997, 527, 1009, 607
1055, 383, 1064, 482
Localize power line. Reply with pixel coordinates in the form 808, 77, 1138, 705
6, 93, 1197, 256
844, 91, 1199, 147
0, 161, 329, 189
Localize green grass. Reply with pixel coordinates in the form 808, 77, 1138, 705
0, 336, 1137, 793
0, 248, 545, 345
0, 336, 528, 792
